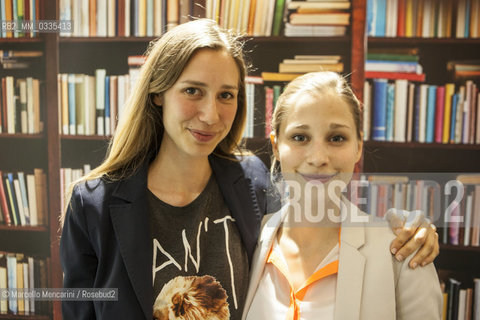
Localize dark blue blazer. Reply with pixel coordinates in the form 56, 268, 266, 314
60, 155, 279, 320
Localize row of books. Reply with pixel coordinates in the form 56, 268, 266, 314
59, 0, 189, 37
0, 0, 41, 38
0, 77, 43, 135
205, 0, 287, 37
57, 71, 131, 136
367, 0, 480, 38
0, 169, 47, 227
363, 79, 480, 144
60, 165, 91, 214
205, 0, 351, 37
350, 174, 480, 247
0, 252, 49, 315
441, 277, 480, 320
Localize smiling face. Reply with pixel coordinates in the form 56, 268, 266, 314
272, 92, 363, 187
154, 48, 240, 160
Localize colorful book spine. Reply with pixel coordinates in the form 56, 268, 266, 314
386, 83, 394, 141
435, 86, 445, 143
426, 85, 437, 143
372, 79, 388, 141
442, 83, 455, 143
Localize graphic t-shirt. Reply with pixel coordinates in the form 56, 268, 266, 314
148, 175, 248, 320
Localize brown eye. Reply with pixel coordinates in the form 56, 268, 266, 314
330, 135, 345, 142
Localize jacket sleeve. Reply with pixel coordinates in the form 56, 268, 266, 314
60, 184, 98, 320
393, 254, 443, 319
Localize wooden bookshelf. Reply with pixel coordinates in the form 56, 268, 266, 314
1, 1, 366, 319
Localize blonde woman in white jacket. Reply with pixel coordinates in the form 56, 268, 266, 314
243, 72, 443, 320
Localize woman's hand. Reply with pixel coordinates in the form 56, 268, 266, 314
385, 209, 440, 269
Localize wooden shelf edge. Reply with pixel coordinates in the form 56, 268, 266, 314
368, 37, 480, 45
0, 134, 44, 139
61, 134, 111, 141
440, 243, 480, 253
0, 314, 50, 319
59, 36, 156, 43
0, 38, 43, 43
0, 225, 48, 232
364, 140, 480, 151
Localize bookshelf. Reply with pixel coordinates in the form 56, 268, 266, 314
0, 0, 365, 319
365, 0, 480, 317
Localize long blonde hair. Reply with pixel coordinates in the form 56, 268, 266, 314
61, 19, 248, 225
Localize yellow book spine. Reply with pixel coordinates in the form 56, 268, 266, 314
442, 83, 455, 143
405, 0, 414, 37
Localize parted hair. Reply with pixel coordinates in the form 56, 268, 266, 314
61, 19, 248, 226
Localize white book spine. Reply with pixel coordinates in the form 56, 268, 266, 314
13, 180, 26, 226
394, 80, 408, 143
419, 84, 428, 143
363, 81, 371, 141
28, 257, 34, 314
26, 174, 37, 226
464, 194, 473, 246
96, 69, 106, 135
27, 77, 34, 134
6, 76, 15, 134
19, 80, 28, 134
17, 172, 30, 225
97, 0, 107, 36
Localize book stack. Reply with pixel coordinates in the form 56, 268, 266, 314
0, 0, 41, 38
60, 165, 91, 212
0, 252, 49, 315
364, 80, 480, 144
365, 48, 425, 82
262, 55, 344, 82
0, 76, 43, 134
448, 60, 480, 81
285, 0, 350, 37
367, 0, 480, 38
59, 0, 188, 37
0, 51, 43, 70
57, 69, 131, 137
0, 169, 47, 227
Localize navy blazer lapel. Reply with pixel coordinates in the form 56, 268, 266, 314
209, 156, 262, 264
110, 164, 152, 320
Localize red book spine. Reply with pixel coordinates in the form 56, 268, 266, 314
265, 86, 274, 138
118, 0, 125, 37
435, 86, 445, 143
0, 170, 12, 225
397, 0, 406, 37
24, 0, 30, 37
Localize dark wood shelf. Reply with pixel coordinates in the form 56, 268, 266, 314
0, 225, 48, 232
440, 243, 480, 253
0, 37, 43, 43
0, 134, 44, 139
368, 37, 480, 45
59, 36, 155, 43
0, 314, 50, 320
249, 36, 351, 43
365, 140, 480, 151
60, 134, 111, 141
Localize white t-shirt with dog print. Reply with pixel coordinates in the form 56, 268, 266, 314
148, 175, 249, 320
